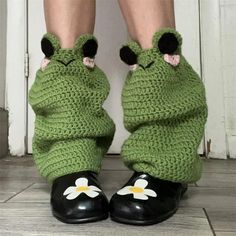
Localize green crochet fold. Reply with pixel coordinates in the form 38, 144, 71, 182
121, 28, 208, 183
28, 33, 115, 182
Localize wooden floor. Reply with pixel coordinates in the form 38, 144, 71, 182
0, 155, 236, 236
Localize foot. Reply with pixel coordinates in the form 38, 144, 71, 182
109, 172, 187, 226
51, 171, 109, 224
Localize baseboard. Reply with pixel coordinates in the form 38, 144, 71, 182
0, 108, 8, 158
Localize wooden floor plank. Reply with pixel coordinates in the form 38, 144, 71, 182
197, 172, 236, 188
202, 159, 236, 174
8, 170, 195, 203
2, 155, 236, 173
0, 203, 212, 236
0, 178, 34, 202
215, 233, 236, 236
0, 157, 41, 179
10, 182, 236, 210
205, 207, 236, 235
180, 187, 236, 209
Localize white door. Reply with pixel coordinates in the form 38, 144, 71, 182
27, 0, 203, 154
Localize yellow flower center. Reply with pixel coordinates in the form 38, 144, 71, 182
76, 186, 89, 192
129, 187, 144, 193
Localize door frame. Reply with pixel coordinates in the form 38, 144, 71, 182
200, 0, 227, 159
6, 0, 28, 156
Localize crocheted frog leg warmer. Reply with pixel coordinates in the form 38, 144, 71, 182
28, 33, 115, 182
120, 28, 208, 183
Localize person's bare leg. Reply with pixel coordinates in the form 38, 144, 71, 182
118, 0, 175, 49
44, 0, 95, 48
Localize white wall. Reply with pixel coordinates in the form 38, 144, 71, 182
0, 0, 7, 108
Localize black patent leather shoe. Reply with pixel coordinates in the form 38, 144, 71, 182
50, 171, 109, 224
109, 172, 187, 226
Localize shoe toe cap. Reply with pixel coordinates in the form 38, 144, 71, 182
109, 193, 160, 222
52, 192, 109, 222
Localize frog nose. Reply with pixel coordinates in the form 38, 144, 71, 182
56, 59, 75, 66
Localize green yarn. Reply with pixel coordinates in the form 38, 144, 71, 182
28, 33, 115, 182
121, 28, 208, 183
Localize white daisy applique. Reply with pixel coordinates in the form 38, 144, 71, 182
117, 179, 157, 200
63, 177, 101, 200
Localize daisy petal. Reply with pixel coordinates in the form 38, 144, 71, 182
75, 177, 88, 187
143, 189, 157, 197
89, 185, 102, 192
63, 186, 76, 196
66, 192, 80, 200
134, 179, 148, 189
133, 193, 148, 200
117, 186, 132, 195
85, 190, 99, 198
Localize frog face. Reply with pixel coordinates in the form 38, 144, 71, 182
119, 29, 182, 76
40, 33, 99, 75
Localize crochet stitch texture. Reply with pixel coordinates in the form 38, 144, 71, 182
120, 28, 208, 183
28, 33, 115, 182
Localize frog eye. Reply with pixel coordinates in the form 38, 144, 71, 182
157, 32, 179, 54
41, 37, 55, 58
120, 46, 137, 65
82, 39, 98, 58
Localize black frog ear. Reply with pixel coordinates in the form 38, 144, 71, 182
120, 46, 137, 65
82, 39, 98, 58
41, 33, 60, 58
75, 35, 98, 58
119, 41, 141, 65
158, 33, 179, 54
153, 28, 182, 54
41, 38, 54, 58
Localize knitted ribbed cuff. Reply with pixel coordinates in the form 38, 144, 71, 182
33, 138, 107, 182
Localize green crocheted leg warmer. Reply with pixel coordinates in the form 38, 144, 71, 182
28, 33, 115, 182
120, 28, 208, 183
